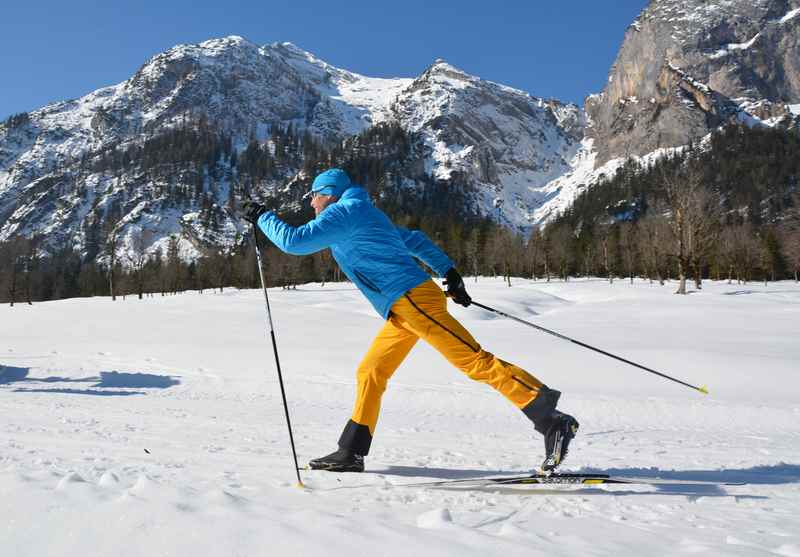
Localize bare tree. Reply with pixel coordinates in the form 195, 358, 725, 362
547, 224, 574, 282
126, 229, 154, 300
465, 228, 480, 282
660, 165, 720, 294
595, 226, 616, 284
8, 255, 20, 307
718, 227, 738, 284
541, 229, 553, 282
203, 248, 233, 293
688, 190, 721, 290
312, 248, 333, 286
580, 238, 595, 279
4, 238, 34, 306
618, 221, 638, 284
782, 229, 800, 282
758, 228, 782, 286
104, 228, 120, 301
484, 229, 504, 279
526, 228, 542, 281
165, 235, 182, 294
730, 224, 760, 284
498, 229, 521, 287
639, 213, 669, 285
781, 192, 800, 281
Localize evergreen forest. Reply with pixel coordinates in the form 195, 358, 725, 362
2, 121, 799, 305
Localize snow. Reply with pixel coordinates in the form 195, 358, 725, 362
711, 32, 761, 59
780, 7, 800, 24
709, 3, 799, 60
2, 278, 799, 555
273, 41, 412, 135
532, 138, 605, 224
390, 61, 583, 230
789, 104, 800, 116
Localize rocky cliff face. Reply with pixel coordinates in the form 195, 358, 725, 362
587, 0, 800, 165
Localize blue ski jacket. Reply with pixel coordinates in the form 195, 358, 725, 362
256, 186, 454, 318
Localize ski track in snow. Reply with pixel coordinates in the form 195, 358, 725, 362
2, 278, 799, 556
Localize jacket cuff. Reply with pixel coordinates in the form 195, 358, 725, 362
436, 260, 455, 277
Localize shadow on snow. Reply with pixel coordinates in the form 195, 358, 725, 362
368, 463, 799, 498
582, 463, 800, 486
1, 365, 180, 395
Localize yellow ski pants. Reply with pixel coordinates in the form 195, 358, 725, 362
351, 279, 545, 434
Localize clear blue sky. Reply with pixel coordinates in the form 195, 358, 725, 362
0, 0, 647, 121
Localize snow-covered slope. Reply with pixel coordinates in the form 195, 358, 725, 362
2, 278, 799, 556
391, 61, 584, 228
0, 36, 585, 263
5, 0, 800, 261
271, 41, 412, 136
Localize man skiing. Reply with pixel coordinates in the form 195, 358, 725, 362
243, 168, 578, 473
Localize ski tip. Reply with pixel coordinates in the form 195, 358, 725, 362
697, 385, 709, 395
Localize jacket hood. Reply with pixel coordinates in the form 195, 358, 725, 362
339, 186, 370, 203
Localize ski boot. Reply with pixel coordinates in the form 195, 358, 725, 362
541, 411, 579, 473
308, 448, 364, 472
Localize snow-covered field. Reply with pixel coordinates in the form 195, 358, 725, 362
2, 278, 799, 556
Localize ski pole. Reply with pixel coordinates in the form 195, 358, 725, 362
252, 226, 305, 488
470, 300, 708, 395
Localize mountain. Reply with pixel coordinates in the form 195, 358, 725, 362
391, 60, 584, 227
3, 1, 800, 266
587, 0, 800, 166
0, 37, 582, 263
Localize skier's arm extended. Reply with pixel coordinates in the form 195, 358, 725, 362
396, 226, 454, 276
257, 207, 350, 255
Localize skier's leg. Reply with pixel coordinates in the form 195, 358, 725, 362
338, 314, 419, 456
393, 280, 561, 426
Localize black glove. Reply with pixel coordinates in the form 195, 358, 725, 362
444, 268, 471, 307
242, 199, 267, 224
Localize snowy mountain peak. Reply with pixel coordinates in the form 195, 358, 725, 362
142, 34, 261, 70
419, 59, 477, 89
1, 34, 587, 263
198, 35, 253, 50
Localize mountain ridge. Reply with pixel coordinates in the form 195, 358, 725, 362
0, 36, 583, 263
3, 0, 799, 265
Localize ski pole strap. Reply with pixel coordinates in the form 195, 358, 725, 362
470, 301, 708, 395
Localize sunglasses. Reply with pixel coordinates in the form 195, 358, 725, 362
303, 189, 333, 200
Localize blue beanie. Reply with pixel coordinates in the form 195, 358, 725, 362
307, 168, 352, 198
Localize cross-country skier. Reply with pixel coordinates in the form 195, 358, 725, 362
243, 168, 578, 473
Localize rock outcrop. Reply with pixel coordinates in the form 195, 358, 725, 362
587, 0, 800, 165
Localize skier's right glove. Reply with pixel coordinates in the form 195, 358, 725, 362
444, 268, 471, 307
242, 199, 267, 225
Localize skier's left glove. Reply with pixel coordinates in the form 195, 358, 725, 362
444, 268, 471, 307
242, 199, 268, 225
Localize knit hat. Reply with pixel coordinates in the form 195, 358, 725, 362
304, 168, 352, 199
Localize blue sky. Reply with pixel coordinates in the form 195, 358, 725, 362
0, 0, 647, 121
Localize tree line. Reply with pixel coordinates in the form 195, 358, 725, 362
544, 124, 800, 291
2, 121, 799, 305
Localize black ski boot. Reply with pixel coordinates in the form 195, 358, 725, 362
541, 411, 579, 473
308, 448, 364, 472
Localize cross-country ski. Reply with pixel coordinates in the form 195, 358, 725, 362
395, 472, 748, 489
